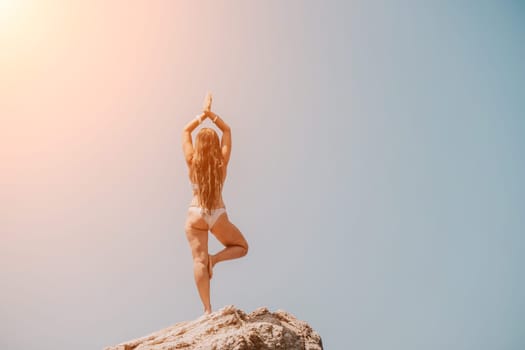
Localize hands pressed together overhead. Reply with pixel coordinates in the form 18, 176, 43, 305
191, 91, 228, 132
198, 92, 219, 123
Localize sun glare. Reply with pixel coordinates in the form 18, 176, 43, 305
0, 0, 17, 22
0, 0, 28, 33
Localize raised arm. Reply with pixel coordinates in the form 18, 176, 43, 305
205, 110, 231, 166
182, 112, 207, 166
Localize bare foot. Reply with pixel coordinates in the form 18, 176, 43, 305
208, 254, 214, 279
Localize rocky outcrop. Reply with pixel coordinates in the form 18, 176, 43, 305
104, 305, 323, 350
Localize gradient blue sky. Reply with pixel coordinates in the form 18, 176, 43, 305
1, 1, 524, 349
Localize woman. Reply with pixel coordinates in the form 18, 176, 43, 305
182, 92, 249, 315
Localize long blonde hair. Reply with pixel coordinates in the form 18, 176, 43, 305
190, 128, 224, 215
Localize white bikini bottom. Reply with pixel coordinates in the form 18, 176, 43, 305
188, 206, 227, 228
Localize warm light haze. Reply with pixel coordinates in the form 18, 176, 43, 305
1, 1, 524, 349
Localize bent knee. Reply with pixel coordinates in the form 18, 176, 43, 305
240, 241, 249, 257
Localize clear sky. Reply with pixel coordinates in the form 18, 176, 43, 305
1, 1, 524, 349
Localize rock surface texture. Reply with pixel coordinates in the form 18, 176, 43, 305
104, 305, 323, 350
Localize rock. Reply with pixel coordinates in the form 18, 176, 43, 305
104, 305, 323, 350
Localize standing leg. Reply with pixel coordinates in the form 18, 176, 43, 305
185, 226, 212, 314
